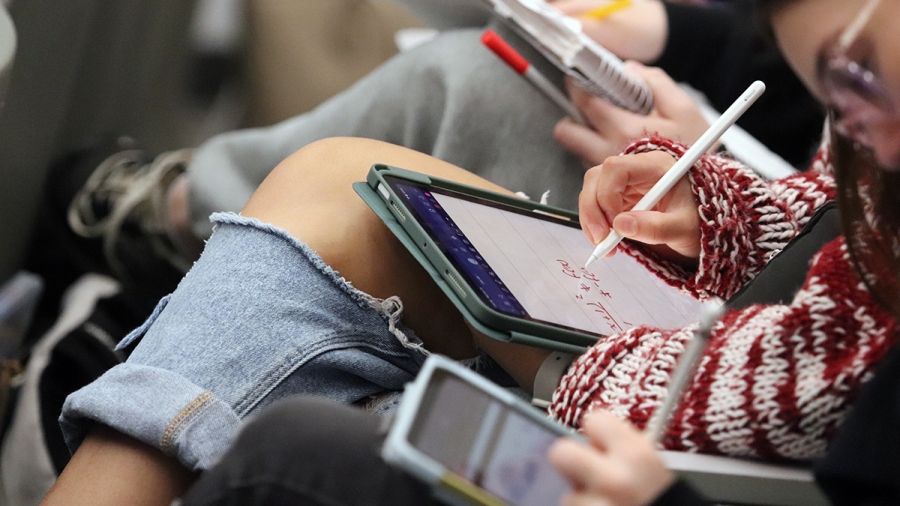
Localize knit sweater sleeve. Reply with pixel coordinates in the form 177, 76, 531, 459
619, 136, 836, 300
549, 239, 899, 460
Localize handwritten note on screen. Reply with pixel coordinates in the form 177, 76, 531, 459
433, 193, 703, 336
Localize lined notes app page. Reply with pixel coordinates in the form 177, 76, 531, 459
433, 194, 703, 335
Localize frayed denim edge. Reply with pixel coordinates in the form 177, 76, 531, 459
209, 212, 427, 354
210, 211, 370, 305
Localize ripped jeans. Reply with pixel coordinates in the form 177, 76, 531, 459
59, 213, 448, 470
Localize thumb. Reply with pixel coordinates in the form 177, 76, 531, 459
612, 210, 691, 246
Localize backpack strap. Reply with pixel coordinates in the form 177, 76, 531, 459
727, 203, 842, 310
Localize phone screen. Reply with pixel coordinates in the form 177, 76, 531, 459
408, 369, 570, 505
387, 177, 703, 337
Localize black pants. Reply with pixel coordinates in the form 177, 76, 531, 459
181, 397, 436, 506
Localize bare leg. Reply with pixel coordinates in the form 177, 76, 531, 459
42, 426, 195, 505
241, 137, 550, 380
46, 138, 549, 506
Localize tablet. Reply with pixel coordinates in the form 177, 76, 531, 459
382, 355, 575, 506
384, 357, 829, 506
354, 165, 704, 351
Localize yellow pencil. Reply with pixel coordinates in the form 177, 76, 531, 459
581, 0, 633, 21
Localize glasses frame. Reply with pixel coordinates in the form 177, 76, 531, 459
819, 0, 898, 144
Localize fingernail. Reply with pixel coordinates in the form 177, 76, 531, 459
615, 215, 637, 236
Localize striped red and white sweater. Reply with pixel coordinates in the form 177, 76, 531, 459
548, 136, 898, 461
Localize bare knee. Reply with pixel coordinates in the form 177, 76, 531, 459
243, 137, 380, 217
239, 137, 387, 246
240, 136, 508, 254
243, 136, 508, 222
237, 137, 469, 293
233, 137, 495, 358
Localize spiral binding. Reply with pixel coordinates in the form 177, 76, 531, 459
491, 0, 655, 115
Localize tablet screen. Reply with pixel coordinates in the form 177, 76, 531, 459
408, 368, 569, 506
388, 178, 703, 337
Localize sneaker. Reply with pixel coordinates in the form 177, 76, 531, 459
34, 138, 194, 317
67, 147, 194, 277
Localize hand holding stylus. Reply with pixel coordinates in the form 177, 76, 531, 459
578, 150, 702, 264
583, 81, 766, 268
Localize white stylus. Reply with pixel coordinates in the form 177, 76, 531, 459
584, 80, 766, 268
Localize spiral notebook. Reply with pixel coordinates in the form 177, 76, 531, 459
483, 0, 654, 114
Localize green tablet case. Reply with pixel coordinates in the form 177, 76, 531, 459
354, 164, 593, 353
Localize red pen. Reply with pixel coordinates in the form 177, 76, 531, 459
481, 29, 587, 125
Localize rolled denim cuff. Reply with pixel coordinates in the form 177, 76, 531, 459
60, 363, 241, 470
58, 212, 432, 471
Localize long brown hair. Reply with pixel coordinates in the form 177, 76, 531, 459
831, 124, 900, 318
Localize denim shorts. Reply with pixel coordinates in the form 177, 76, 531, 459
59, 213, 441, 470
